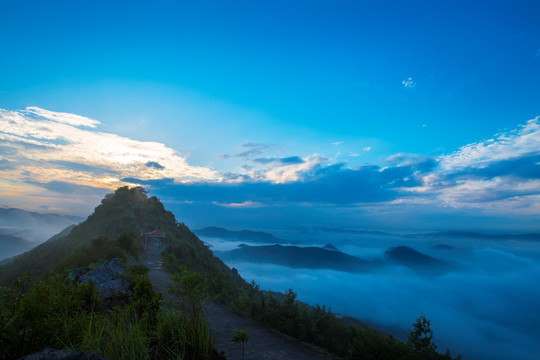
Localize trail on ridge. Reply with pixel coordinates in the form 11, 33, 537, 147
143, 247, 334, 360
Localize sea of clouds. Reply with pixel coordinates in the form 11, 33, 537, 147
202, 232, 540, 360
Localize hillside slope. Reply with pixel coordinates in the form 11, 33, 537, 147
0, 187, 239, 287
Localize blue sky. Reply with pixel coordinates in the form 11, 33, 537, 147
1, 0, 540, 232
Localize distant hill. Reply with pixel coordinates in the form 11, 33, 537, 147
0, 208, 82, 261
218, 244, 375, 273
323, 243, 339, 251
0, 225, 77, 265
0, 207, 82, 224
408, 230, 540, 242
195, 226, 287, 244
0, 233, 32, 262
0, 208, 82, 241
385, 246, 449, 273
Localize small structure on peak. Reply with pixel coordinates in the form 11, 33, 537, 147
132, 186, 148, 208
144, 229, 167, 248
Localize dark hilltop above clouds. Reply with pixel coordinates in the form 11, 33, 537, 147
217, 243, 375, 273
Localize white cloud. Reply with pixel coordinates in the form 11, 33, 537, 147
244, 154, 327, 184
212, 200, 265, 208
350, 147, 371, 157
26, 106, 100, 128
404, 117, 540, 210
439, 117, 540, 171
0, 108, 220, 191
402, 77, 416, 89
332, 141, 344, 146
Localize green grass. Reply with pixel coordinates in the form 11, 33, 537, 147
155, 311, 215, 360
79, 310, 150, 360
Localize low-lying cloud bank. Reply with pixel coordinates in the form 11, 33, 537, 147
204, 233, 540, 360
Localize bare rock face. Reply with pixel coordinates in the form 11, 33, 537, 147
78, 258, 132, 307
17, 348, 106, 360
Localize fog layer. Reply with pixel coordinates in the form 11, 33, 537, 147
0, 208, 82, 261
202, 231, 540, 360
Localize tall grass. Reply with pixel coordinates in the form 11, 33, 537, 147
79, 310, 150, 360
72, 308, 215, 360
155, 311, 215, 360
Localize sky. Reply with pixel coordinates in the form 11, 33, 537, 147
1, 0, 540, 232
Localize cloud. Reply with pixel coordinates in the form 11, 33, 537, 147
2, 106, 540, 226
220, 239, 540, 360
409, 117, 540, 208
27, 180, 110, 197
0, 159, 16, 170
130, 159, 427, 208
385, 153, 437, 173
402, 77, 416, 89
440, 117, 540, 171
224, 142, 274, 159
252, 154, 327, 183
145, 161, 165, 170
253, 156, 304, 166
212, 200, 265, 208
452, 153, 540, 180
332, 141, 344, 146
26, 106, 100, 128
0, 107, 220, 193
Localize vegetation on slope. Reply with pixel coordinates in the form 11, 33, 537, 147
0, 259, 218, 360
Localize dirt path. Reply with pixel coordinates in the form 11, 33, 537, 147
143, 247, 334, 360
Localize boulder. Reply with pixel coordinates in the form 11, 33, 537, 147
78, 258, 132, 305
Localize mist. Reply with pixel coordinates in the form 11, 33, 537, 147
202, 231, 540, 360
0, 208, 82, 261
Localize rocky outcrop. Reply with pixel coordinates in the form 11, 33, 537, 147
78, 258, 132, 307
17, 348, 106, 360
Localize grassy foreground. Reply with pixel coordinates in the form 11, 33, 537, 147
0, 262, 219, 360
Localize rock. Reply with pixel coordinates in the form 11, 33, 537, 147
78, 258, 132, 306
68, 266, 87, 280
17, 348, 106, 360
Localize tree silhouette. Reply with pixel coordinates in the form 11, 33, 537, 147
408, 314, 437, 357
